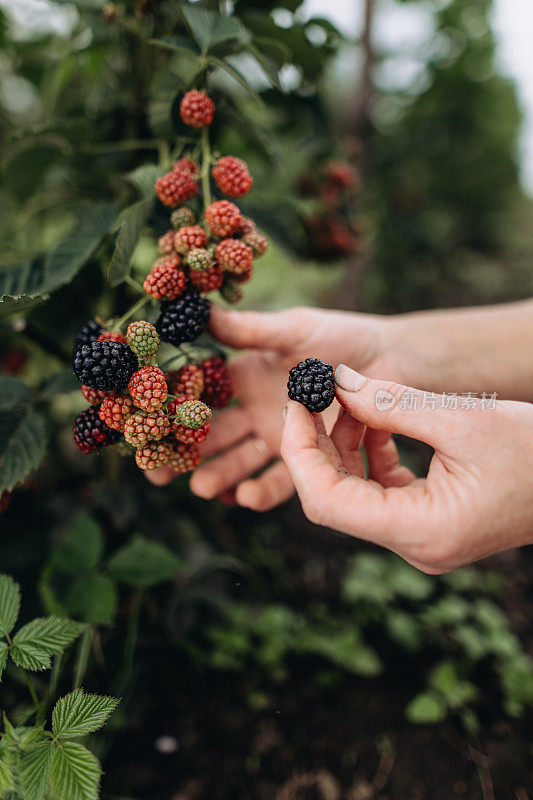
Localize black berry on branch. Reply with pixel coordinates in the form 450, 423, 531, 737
74, 341, 138, 391
73, 406, 120, 453
287, 358, 335, 413
73, 320, 102, 354
156, 290, 210, 346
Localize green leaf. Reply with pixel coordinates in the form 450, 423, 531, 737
244, 42, 283, 90
108, 197, 153, 287
53, 690, 119, 738
207, 56, 264, 106
0, 575, 21, 637
429, 662, 478, 708
66, 574, 117, 626
107, 535, 182, 588
127, 164, 165, 196
181, 5, 246, 54
53, 513, 104, 575
0, 376, 31, 411
0, 203, 114, 302
0, 408, 47, 494
0, 759, 14, 794
50, 741, 101, 800
406, 691, 447, 724
0, 642, 8, 681
11, 617, 85, 671
20, 741, 54, 800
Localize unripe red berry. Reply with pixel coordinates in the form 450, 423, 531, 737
205, 200, 242, 237
201, 356, 234, 409
158, 230, 176, 255
135, 440, 174, 470
144, 259, 187, 301
81, 385, 116, 405
98, 395, 134, 432
155, 168, 198, 207
167, 365, 204, 399
129, 365, 168, 412
215, 238, 253, 275
174, 225, 208, 255
179, 90, 215, 128
98, 331, 127, 344
212, 156, 253, 198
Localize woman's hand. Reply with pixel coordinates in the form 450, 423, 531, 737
280, 365, 533, 573
147, 304, 395, 508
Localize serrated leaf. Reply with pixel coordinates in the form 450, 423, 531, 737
0, 575, 21, 638
53, 513, 104, 575
107, 535, 181, 588
181, 5, 246, 53
0, 204, 113, 302
108, 197, 153, 287
53, 690, 119, 738
50, 741, 101, 800
0, 376, 31, 411
11, 617, 85, 671
244, 42, 283, 90
66, 574, 117, 626
20, 741, 53, 800
127, 164, 165, 196
0, 409, 47, 494
0, 759, 14, 794
208, 55, 264, 106
0, 642, 8, 681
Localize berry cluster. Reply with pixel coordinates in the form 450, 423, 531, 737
71, 90, 260, 479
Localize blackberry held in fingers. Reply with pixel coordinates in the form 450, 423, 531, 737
287, 358, 335, 412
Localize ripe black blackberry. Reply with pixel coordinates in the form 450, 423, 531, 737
287, 358, 335, 412
73, 320, 102, 355
73, 406, 120, 454
74, 340, 138, 390
156, 289, 210, 346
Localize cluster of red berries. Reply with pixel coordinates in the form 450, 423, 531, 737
72, 90, 259, 479
73, 322, 234, 473
296, 158, 362, 261
150, 91, 267, 307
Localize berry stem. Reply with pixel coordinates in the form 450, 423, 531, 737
114, 294, 152, 331
200, 125, 212, 209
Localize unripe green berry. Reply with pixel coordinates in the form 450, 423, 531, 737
187, 247, 215, 272
126, 320, 160, 360
170, 207, 196, 229
175, 398, 212, 429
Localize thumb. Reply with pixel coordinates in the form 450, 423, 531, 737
334, 364, 469, 450
208, 304, 295, 351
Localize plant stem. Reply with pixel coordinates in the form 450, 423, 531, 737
114, 294, 152, 331
125, 275, 145, 294
22, 669, 40, 712
114, 591, 142, 698
200, 125, 212, 208
73, 627, 93, 689
39, 653, 63, 724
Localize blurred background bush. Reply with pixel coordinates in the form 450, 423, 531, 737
0, 1, 532, 798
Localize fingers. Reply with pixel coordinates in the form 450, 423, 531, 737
208, 304, 303, 352
190, 436, 273, 500
364, 427, 416, 488
334, 365, 467, 450
199, 406, 253, 458
280, 400, 428, 546
145, 465, 176, 487
330, 409, 366, 476
236, 460, 294, 511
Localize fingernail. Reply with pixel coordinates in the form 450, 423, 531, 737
335, 364, 367, 392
